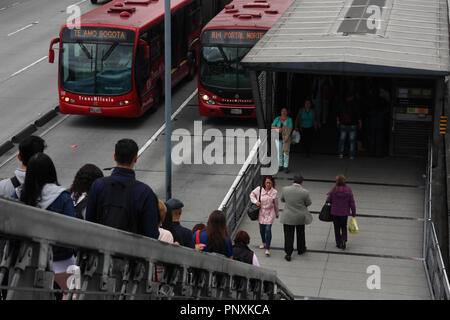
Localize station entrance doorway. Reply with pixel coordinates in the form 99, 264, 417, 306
271, 73, 436, 158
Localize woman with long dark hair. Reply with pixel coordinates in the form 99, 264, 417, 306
193, 210, 233, 258
326, 174, 356, 250
17, 153, 76, 294
249, 176, 279, 257
70, 164, 103, 219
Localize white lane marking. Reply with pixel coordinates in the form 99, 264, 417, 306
7, 21, 38, 36
138, 88, 198, 157
67, 0, 87, 8
0, 114, 70, 169
39, 114, 70, 137
0, 7, 6, 11
10, 56, 47, 78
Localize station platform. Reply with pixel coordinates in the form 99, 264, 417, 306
239, 152, 431, 299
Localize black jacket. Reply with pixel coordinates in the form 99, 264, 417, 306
338, 99, 360, 125
86, 167, 159, 239
172, 222, 195, 248
232, 243, 254, 265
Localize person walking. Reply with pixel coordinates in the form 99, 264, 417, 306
326, 174, 356, 249
295, 98, 317, 158
280, 175, 313, 261
232, 230, 260, 266
85, 139, 159, 239
0, 135, 45, 198
250, 176, 279, 257
271, 108, 293, 173
193, 210, 233, 258
337, 94, 362, 159
16, 152, 75, 293
70, 164, 104, 219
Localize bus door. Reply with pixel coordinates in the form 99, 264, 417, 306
136, 31, 152, 112
149, 21, 164, 106
171, 7, 188, 85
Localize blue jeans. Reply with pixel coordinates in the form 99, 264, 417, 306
277, 140, 289, 168
338, 125, 357, 157
259, 224, 272, 250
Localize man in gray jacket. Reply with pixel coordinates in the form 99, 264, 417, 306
280, 175, 313, 261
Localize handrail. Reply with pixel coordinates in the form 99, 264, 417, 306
423, 138, 450, 300
217, 135, 294, 299
0, 196, 294, 300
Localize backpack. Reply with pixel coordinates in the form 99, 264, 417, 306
96, 177, 140, 233
10, 176, 21, 189
74, 196, 88, 220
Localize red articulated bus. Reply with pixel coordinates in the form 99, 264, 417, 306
49, 0, 203, 117
198, 0, 294, 118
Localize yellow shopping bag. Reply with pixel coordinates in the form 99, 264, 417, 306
348, 217, 359, 234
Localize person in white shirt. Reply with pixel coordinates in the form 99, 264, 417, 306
0, 135, 45, 198
157, 200, 174, 243
155, 200, 174, 282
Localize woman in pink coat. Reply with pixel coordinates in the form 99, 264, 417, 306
250, 176, 279, 257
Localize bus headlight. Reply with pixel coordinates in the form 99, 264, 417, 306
202, 94, 210, 101
119, 100, 130, 106
64, 97, 70, 102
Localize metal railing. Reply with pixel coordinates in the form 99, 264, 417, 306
219, 137, 269, 239
0, 196, 294, 300
423, 141, 450, 299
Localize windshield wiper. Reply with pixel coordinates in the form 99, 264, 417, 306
77, 41, 92, 60
218, 46, 230, 63
101, 42, 119, 61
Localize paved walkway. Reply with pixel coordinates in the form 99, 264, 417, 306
239, 153, 431, 299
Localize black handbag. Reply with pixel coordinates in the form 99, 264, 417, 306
247, 186, 262, 221
319, 202, 332, 222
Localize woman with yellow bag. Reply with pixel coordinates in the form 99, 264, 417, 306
326, 174, 357, 250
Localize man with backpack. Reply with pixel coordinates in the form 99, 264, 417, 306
0, 135, 46, 198
85, 139, 159, 239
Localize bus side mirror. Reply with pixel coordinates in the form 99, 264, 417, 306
188, 38, 199, 51
49, 37, 60, 64
139, 39, 150, 60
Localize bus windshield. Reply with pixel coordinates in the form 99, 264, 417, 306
61, 41, 134, 95
200, 45, 252, 90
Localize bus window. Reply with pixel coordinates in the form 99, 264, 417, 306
186, 0, 202, 34
150, 21, 163, 62
171, 10, 184, 68
61, 41, 134, 95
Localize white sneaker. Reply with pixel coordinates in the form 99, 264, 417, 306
338, 154, 344, 159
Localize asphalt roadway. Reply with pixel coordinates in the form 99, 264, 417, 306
0, 0, 259, 228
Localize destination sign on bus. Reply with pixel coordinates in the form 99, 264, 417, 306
62, 27, 135, 43
202, 29, 266, 45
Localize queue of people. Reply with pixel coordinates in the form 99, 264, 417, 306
0, 134, 358, 299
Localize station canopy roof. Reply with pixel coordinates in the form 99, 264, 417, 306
242, 0, 450, 77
